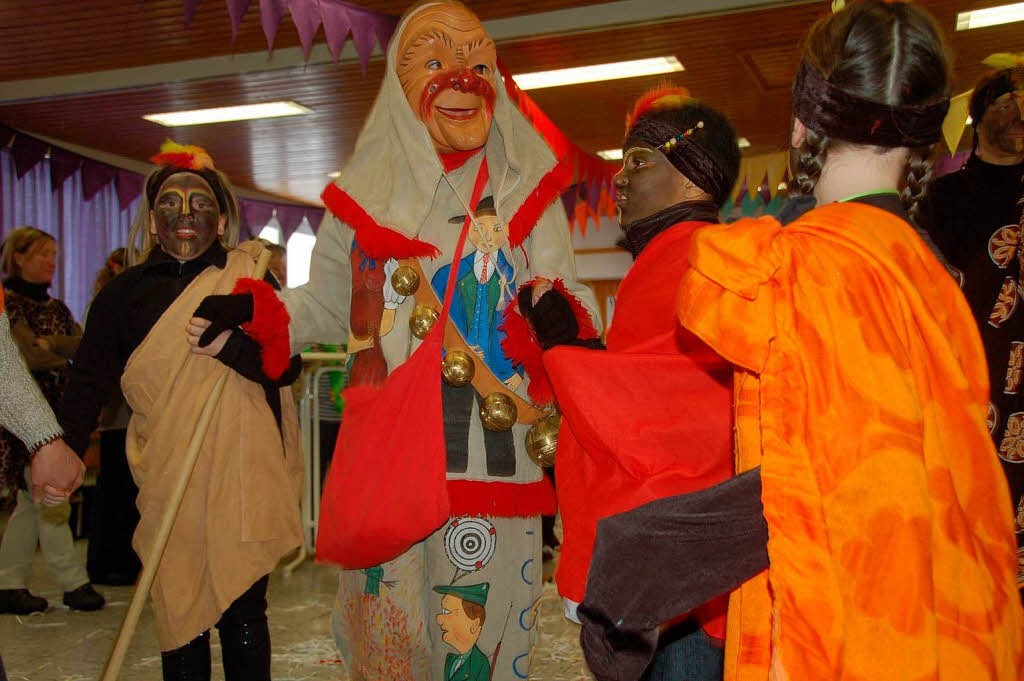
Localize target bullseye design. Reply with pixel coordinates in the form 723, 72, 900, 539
444, 516, 497, 573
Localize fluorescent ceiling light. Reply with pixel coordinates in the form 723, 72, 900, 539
513, 57, 683, 90
597, 149, 623, 160
327, 170, 342, 178
738, 137, 751, 148
966, 115, 974, 125
143, 101, 312, 127
956, 2, 1024, 30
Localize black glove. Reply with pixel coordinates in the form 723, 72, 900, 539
518, 286, 579, 349
192, 293, 254, 348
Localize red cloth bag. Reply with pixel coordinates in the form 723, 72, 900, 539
316, 160, 489, 569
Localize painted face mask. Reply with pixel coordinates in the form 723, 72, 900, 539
396, 3, 497, 154
982, 88, 1024, 155
150, 172, 224, 261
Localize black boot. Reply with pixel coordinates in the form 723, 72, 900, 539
217, 575, 271, 681
161, 631, 211, 681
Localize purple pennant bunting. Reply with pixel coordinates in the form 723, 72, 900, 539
287, 0, 323, 60
116, 169, 144, 211
560, 186, 577, 220
259, 0, 288, 51
306, 207, 325, 233
319, 0, 352, 61
12, 134, 48, 179
81, 160, 117, 202
49, 147, 83, 191
184, 0, 201, 28
226, 0, 252, 40
584, 179, 601, 212
372, 11, 397, 52
241, 199, 275, 238
275, 204, 308, 241
348, 7, 380, 74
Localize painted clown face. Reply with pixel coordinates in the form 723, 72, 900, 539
980, 88, 1024, 156
149, 172, 225, 261
396, 3, 497, 154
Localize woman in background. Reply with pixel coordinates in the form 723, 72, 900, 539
0, 226, 104, 614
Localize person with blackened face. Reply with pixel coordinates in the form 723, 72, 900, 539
917, 64, 1024, 604
538, 90, 740, 681
59, 141, 304, 681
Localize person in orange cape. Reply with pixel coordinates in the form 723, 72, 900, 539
591, 2, 1023, 680
60, 142, 303, 681
533, 91, 744, 680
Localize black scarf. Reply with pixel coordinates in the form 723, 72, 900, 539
621, 200, 720, 259
3, 276, 51, 302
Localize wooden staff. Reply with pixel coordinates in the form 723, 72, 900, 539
100, 248, 272, 681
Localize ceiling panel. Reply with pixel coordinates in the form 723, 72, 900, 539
1, 0, 1022, 204
0, 0, 617, 81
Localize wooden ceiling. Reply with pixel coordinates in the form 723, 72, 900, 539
1, 0, 1022, 204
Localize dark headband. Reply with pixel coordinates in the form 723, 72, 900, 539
792, 60, 949, 148
628, 117, 732, 205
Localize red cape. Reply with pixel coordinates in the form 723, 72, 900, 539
544, 221, 734, 638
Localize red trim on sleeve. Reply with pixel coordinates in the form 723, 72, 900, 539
231, 278, 292, 380
500, 278, 599, 406
507, 163, 572, 249
321, 183, 442, 260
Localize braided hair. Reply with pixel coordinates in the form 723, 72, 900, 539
795, 0, 951, 222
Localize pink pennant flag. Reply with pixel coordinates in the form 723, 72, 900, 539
226, 0, 253, 40
259, 0, 288, 51
288, 0, 322, 60
319, 0, 352, 61
184, 0, 201, 28
347, 7, 379, 75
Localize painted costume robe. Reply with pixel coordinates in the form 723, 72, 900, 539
121, 243, 303, 650
543, 219, 732, 638
278, 9, 598, 680
678, 202, 1024, 680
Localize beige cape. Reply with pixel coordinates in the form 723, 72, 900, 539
121, 242, 303, 651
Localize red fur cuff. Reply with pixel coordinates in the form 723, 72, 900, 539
232, 278, 292, 380
447, 478, 557, 518
322, 183, 441, 260
500, 278, 599, 406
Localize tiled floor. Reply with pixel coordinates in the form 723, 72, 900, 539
0, 540, 593, 681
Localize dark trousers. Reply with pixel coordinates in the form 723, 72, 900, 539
441, 382, 516, 477
161, 575, 271, 681
87, 429, 142, 584
642, 619, 724, 681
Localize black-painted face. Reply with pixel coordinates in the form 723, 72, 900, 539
980, 89, 1024, 156
613, 144, 688, 228
149, 172, 225, 261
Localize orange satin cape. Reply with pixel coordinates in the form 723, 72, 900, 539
678, 202, 1023, 681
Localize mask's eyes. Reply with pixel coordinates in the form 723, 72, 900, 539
427, 59, 442, 71
473, 64, 490, 76
492, 224, 503, 232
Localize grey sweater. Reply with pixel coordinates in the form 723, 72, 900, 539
0, 310, 62, 452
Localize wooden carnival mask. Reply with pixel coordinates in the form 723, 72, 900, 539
396, 2, 497, 154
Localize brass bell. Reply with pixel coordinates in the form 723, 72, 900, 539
442, 349, 475, 387
480, 392, 517, 432
391, 265, 420, 297
525, 411, 561, 468
409, 304, 439, 339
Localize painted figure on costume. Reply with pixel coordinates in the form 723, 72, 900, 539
434, 582, 492, 681
190, 2, 599, 679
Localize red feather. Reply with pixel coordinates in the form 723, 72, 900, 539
321, 183, 441, 260
625, 85, 692, 134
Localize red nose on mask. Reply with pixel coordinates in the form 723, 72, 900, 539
420, 68, 497, 120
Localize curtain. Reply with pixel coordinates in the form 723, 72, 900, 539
0, 148, 138, 323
